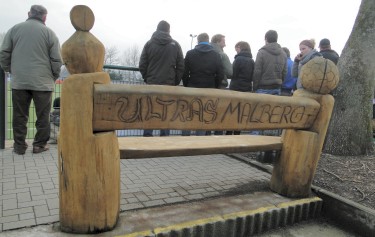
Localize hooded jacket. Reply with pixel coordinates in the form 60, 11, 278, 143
229, 51, 254, 92
0, 18, 62, 91
253, 42, 287, 90
139, 30, 184, 85
182, 43, 224, 88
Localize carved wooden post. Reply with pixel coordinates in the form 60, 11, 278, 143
58, 5, 120, 233
270, 57, 339, 197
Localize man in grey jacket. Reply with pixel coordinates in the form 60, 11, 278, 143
139, 20, 184, 137
210, 34, 232, 135
253, 30, 287, 95
0, 5, 62, 154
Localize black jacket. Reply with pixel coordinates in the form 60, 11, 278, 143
320, 49, 340, 65
139, 30, 184, 85
182, 44, 224, 88
229, 51, 254, 92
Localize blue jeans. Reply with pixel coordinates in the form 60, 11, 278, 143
255, 88, 281, 95
253, 88, 281, 135
143, 129, 170, 137
181, 130, 206, 136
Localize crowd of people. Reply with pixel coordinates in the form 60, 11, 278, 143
139, 20, 340, 137
0, 5, 341, 153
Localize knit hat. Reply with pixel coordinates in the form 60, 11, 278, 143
299, 39, 314, 49
157, 20, 170, 32
319, 38, 331, 48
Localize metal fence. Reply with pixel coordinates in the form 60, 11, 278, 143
2, 65, 184, 144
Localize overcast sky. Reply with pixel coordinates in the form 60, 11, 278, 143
1, 0, 361, 63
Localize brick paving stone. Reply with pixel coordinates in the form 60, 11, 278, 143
36, 215, 59, 225
2, 199, 17, 210
17, 192, 31, 203
30, 186, 43, 196
3, 219, 36, 231
163, 196, 185, 204
46, 198, 59, 209
143, 199, 166, 207
34, 205, 50, 218
19, 213, 35, 221
18, 200, 46, 208
0, 215, 18, 224
0, 144, 274, 232
3, 207, 33, 217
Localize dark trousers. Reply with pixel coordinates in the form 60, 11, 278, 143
12, 89, 52, 150
143, 129, 170, 137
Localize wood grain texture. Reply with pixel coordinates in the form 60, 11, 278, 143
270, 90, 335, 198
69, 5, 95, 31
62, 31, 105, 74
118, 135, 283, 159
58, 73, 120, 233
93, 85, 321, 131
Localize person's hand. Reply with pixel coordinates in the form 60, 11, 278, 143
294, 53, 303, 62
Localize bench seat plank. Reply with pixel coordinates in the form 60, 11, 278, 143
118, 135, 282, 159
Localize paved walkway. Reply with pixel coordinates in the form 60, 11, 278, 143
0, 143, 271, 233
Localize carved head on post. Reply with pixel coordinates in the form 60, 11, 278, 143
300, 57, 340, 94
61, 5, 105, 74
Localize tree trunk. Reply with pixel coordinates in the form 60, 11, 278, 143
324, 0, 375, 155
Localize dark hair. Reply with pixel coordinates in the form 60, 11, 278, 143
235, 41, 252, 57
157, 20, 170, 32
30, 5, 47, 20
282, 47, 290, 57
197, 33, 209, 43
265, 30, 278, 43
319, 38, 331, 49
235, 41, 250, 51
211, 34, 225, 44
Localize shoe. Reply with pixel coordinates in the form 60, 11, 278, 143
33, 145, 49, 154
13, 149, 26, 155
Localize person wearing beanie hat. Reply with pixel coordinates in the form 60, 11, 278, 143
319, 38, 340, 65
292, 39, 322, 89
139, 20, 184, 137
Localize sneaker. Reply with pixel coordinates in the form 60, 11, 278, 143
32, 145, 49, 154
13, 149, 26, 155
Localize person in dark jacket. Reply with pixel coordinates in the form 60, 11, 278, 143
182, 33, 223, 89
253, 30, 287, 95
226, 41, 254, 135
319, 38, 340, 65
182, 33, 224, 136
139, 20, 184, 137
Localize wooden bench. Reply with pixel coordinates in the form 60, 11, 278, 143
58, 71, 334, 233
58, 5, 339, 234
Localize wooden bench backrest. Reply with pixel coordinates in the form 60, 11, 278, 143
93, 84, 321, 132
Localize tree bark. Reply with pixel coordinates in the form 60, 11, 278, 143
324, 0, 375, 155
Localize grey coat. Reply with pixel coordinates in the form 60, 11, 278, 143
0, 18, 62, 91
211, 43, 232, 88
253, 42, 287, 90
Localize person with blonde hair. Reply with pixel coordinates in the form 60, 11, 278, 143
292, 39, 322, 89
